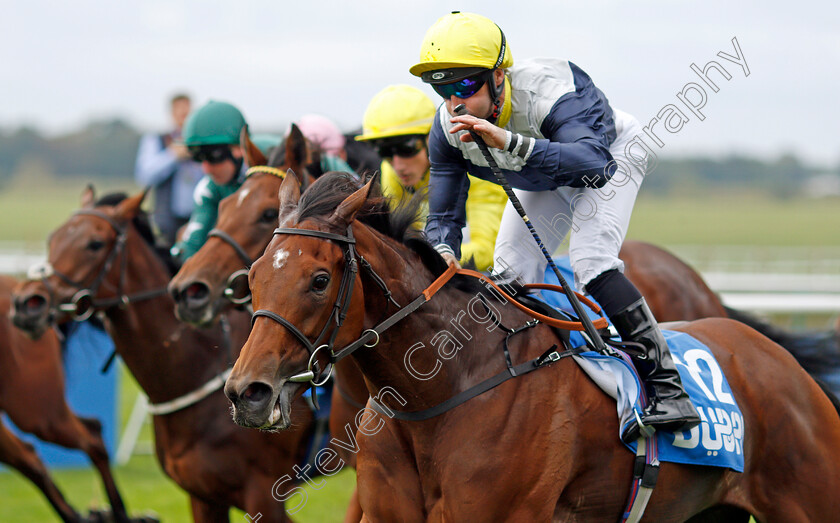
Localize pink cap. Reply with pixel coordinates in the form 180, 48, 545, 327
296, 114, 346, 156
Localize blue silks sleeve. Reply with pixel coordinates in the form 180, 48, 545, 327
529, 63, 618, 188
426, 117, 471, 258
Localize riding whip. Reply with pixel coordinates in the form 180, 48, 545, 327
453, 104, 608, 353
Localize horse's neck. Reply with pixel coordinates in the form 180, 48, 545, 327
104, 233, 226, 404
350, 226, 502, 412
0, 316, 24, 378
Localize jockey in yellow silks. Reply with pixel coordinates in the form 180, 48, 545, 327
356, 84, 506, 271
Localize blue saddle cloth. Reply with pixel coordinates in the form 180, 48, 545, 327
540, 258, 745, 472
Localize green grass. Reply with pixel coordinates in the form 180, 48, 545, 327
0, 173, 140, 247
1, 174, 838, 247
0, 364, 357, 522
0, 454, 357, 522
629, 193, 840, 246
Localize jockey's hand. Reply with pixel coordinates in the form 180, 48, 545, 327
441, 251, 461, 269
449, 114, 507, 150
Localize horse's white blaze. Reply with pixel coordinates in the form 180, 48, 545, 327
273, 249, 290, 270
236, 188, 251, 207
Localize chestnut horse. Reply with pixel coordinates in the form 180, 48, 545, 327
169, 140, 371, 522
168, 151, 369, 404
226, 172, 840, 521
1, 275, 137, 523
11, 190, 321, 522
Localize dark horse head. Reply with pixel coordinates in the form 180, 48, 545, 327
12, 188, 162, 338
168, 125, 312, 327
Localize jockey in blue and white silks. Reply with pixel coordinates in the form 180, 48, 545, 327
410, 11, 700, 443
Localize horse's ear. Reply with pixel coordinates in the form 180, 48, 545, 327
330, 177, 375, 228
284, 124, 307, 173
241, 127, 267, 167
114, 190, 148, 222
80, 184, 96, 208
278, 169, 301, 216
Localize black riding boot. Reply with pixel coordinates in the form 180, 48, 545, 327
611, 298, 700, 443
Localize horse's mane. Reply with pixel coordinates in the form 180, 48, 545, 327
95, 193, 178, 275
294, 172, 502, 296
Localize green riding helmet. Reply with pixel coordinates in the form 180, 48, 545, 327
182, 100, 247, 146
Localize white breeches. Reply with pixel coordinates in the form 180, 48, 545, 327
493, 110, 648, 291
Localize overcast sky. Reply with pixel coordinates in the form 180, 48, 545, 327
2, 1, 838, 167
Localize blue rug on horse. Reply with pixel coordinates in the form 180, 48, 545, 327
540, 258, 745, 472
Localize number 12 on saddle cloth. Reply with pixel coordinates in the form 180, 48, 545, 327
541, 257, 744, 472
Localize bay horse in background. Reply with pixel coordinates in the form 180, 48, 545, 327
169, 124, 313, 326
227, 172, 840, 521
620, 241, 727, 321
169, 132, 370, 522
620, 241, 840, 394
12, 189, 320, 522
1, 275, 141, 523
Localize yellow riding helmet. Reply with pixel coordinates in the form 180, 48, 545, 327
409, 11, 513, 80
356, 85, 437, 142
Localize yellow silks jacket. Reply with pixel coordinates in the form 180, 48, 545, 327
380, 161, 506, 271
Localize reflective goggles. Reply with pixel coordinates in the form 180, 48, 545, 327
431, 72, 488, 100
374, 136, 426, 159
189, 145, 235, 164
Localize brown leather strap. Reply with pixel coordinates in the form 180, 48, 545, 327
420, 264, 608, 332
422, 263, 459, 300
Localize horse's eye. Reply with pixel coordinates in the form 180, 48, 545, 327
260, 208, 279, 223
87, 240, 105, 251
311, 274, 330, 292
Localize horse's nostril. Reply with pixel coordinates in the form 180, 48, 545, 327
19, 294, 47, 316
183, 282, 210, 305
242, 382, 272, 406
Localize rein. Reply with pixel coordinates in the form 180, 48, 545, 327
146, 368, 233, 416
29, 209, 167, 322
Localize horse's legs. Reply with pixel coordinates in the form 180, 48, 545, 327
75, 416, 131, 522
189, 496, 229, 523
342, 485, 363, 523
0, 419, 82, 523
242, 477, 291, 523
39, 414, 130, 522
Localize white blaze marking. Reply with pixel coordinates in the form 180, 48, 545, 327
273, 249, 290, 270
236, 188, 251, 207
298, 249, 302, 256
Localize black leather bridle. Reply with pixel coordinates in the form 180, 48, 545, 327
30, 209, 167, 322
251, 225, 401, 387
206, 227, 254, 306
